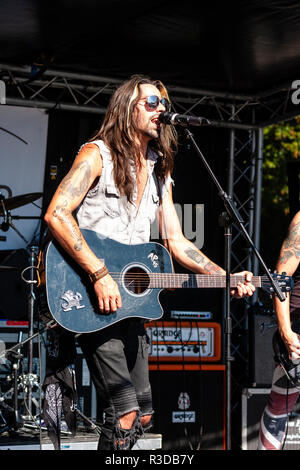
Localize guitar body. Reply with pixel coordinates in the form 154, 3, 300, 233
45, 229, 173, 334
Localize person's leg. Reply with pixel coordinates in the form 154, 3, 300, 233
124, 320, 154, 437
78, 324, 141, 450
258, 364, 300, 450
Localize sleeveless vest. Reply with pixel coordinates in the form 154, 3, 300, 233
76, 139, 172, 245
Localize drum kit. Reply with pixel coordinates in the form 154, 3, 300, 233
0, 188, 49, 435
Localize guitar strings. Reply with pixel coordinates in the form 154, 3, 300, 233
106, 274, 275, 287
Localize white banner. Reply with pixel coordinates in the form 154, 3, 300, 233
0, 105, 48, 250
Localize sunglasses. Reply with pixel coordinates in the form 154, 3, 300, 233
139, 95, 171, 112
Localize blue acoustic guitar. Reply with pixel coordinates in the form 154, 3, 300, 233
45, 228, 293, 334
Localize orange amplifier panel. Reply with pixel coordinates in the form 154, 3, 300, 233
145, 321, 221, 362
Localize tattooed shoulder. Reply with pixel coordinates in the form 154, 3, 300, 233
59, 160, 92, 200
280, 220, 300, 263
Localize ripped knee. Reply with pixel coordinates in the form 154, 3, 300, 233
141, 413, 153, 430
118, 410, 137, 430
113, 412, 143, 450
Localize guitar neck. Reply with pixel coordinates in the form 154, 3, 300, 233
148, 274, 263, 289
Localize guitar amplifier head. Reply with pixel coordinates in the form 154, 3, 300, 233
145, 321, 221, 362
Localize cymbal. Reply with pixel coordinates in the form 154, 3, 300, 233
0, 193, 42, 215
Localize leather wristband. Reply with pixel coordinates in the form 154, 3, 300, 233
89, 265, 109, 283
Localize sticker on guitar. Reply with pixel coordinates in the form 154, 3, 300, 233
61, 290, 85, 312
148, 252, 159, 268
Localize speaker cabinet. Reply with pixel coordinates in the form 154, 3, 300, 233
249, 314, 277, 387
149, 364, 225, 450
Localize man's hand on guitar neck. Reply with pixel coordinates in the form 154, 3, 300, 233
230, 271, 255, 299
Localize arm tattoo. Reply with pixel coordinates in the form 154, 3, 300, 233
52, 202, 83, 251
52, 160, 92, 251
59, 160, 91, 200
279, 220, 300, 265
184, 248, 222, 274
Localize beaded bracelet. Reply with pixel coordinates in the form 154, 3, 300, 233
89, 265, 109, 283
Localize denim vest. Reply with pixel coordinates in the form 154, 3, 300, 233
76, 140, 171, 244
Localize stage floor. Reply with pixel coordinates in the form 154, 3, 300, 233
0, 426, 162, 450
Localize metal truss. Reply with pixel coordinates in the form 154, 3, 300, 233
225, 121, 265, 448
1, 63, 299, 128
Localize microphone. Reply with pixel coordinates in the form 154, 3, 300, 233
159, 112, 211, 127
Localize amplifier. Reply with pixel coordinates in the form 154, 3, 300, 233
170, 310, 212, 320
145, 321, 221, 362
149, 364, 225, 450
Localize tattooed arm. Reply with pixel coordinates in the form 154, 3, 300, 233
44, 143, 122, 313
274, 211, 300, 358
158, 184, 255, 298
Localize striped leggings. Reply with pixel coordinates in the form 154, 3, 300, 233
258, 364, 300, 450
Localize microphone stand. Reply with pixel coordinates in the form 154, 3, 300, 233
20, 244, 40, 419
183, 128, 285, 450
12, 331, 23, 429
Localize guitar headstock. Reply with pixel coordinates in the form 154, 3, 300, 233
261, 271, 294, 295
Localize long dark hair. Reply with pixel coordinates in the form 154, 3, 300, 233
90, 74, 178, 202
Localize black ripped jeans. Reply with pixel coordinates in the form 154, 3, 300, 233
78, 318, 153, 450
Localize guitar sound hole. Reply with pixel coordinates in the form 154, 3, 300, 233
124, 267, 150, 294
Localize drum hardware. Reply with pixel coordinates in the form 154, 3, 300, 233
2, 214, 28, 243
0, 191, 43, 243
0, 394, 14, 434
74, 407, 101, 435
0, 192, 43, 216
0, 185, 12, 199
0, 320, 57, 433
0, 265, 21, 271
11, 216, 42, 219
0, 332, 24, 432
0, 320, 102, 437
0, 186, 11, 239
9, 331, 23, 427
20, 245, 41, 418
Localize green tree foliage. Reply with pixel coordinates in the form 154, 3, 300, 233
260, 117, 300, 268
